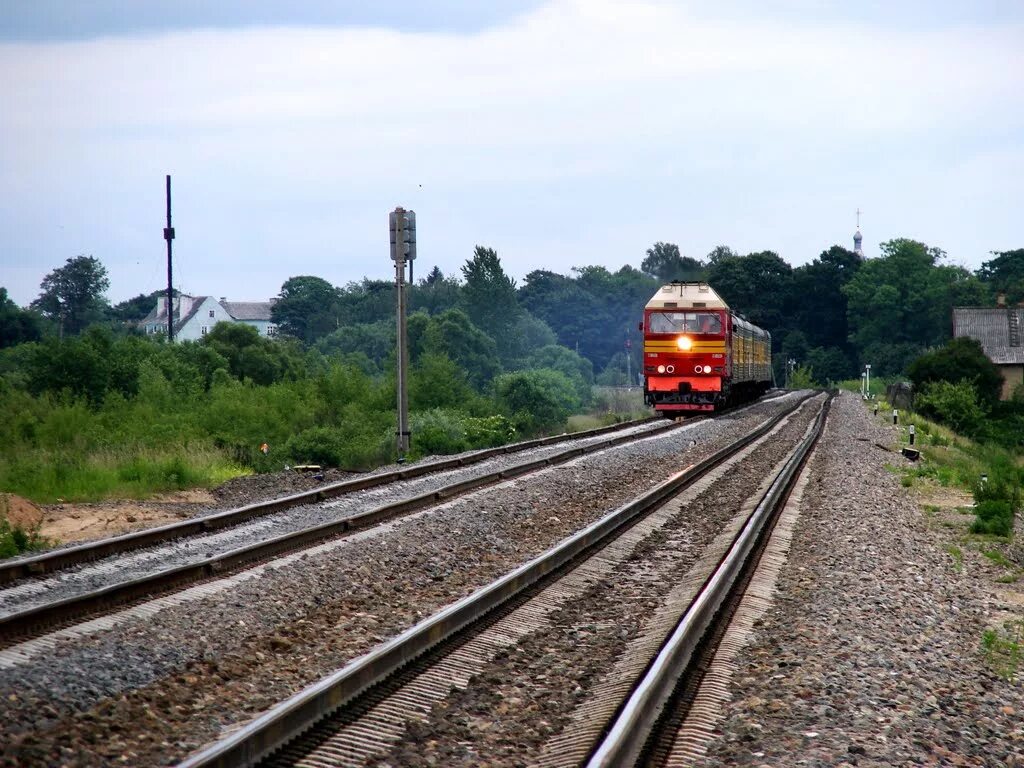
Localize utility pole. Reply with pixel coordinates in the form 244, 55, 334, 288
625, 338, 632, 387
390, 207, 416, 456
164, 175, 175, 342
865, 363, 871, 398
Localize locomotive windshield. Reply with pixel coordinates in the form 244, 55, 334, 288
648, 311, 722, 334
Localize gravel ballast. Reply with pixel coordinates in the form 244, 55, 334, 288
700, 392, 1024, 767
0, 395, 805, 767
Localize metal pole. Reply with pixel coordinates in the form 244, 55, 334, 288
394, 208, 410, 456
865, 364, 871, 398
164, 175, 175, 342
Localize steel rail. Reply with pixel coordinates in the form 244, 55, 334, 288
175, 393, 814, 768
0, 417, 689, 642
586, 392, 834, 768
0, 417, 663, 586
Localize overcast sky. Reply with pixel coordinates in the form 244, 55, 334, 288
2, 0, 1022, 308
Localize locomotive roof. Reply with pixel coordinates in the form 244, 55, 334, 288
645, 282, 730, 311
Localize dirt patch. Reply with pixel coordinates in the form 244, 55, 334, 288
0, 494, 44, 530
34, 467, 360, 547
40, 491, 216, 544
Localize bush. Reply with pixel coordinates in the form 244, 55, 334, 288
284, 427, 347, 466
971, 500, 1014, 537
410, 409, 470, 455
494, 369, 581, 434
908, 337, 1004, 408
914, 380, 986, 435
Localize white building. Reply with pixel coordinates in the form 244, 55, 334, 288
139, 295, 277, 341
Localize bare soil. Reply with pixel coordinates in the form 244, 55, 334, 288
29, 467, 358, 546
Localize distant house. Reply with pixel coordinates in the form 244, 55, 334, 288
952, 301, 1024, 400
139, 295, 277, 342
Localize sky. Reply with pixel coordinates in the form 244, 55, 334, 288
2, 0, 1023, 308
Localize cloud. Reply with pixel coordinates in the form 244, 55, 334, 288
1, 0, 1022, 305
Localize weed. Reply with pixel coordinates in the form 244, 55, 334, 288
981, 621, 1024, 680
981, 548, 1013, 568
944, 544, 964, 573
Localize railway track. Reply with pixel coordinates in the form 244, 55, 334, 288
175, 391, 828, 768
0, 417, 682, 646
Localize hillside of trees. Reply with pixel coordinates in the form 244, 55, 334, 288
2, 240, 1023, 502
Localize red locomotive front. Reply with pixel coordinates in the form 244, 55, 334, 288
641, 282, 772, 415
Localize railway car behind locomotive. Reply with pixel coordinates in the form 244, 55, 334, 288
640, 282, 772, 415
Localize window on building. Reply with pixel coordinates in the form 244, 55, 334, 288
267, 324, 277, 336
209, 310, 215, 318
201, 326, 208, 335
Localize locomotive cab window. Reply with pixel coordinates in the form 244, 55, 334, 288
648, 311, 722, 334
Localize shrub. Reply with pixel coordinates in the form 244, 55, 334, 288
410, 409, 470, 455
494, 369, 581, 434
971, 500, 1014, 537
914, 380, 986, 435
284, 427, 347, 467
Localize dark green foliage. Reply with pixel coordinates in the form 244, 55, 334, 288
705, 249, 793, 332
494, 369, 580, 433
318, 321, 394, 370
409, 267, 460, 315
640, 242, 704, 282
791, 245, 860, 354
272, 276, 341, 343
0, 288, 44, 348
978, 249, 1024, 305
908, 337, 1004, 409
203, 322, 303, 385
914, 380, 986, 435
31, 255, 111, 336
410, 353, 477, 410
0, 516, 50, 559
420, 309, 501, 388
971, 500, 1014, 537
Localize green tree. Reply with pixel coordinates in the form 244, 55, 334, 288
640, 242, 704, 283
460, 246, 520, 344
791, 245, 861, 352
527, 344, 594, 404
843, 239, 955, 369
410, 352, 476, 410
31, 255, 111, 337
907, 337, 1004, 408
317, 321, 394, 369
0, 288, 44, 348
272, 276, 340, 343
705, 249, 793, 333
421, 309, 501, 388
494, 369, 580, 434
410, 266, 461, 315
978, 249, 1024, 305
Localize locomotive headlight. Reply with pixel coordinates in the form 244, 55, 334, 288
703, 365, 711, 373
657, 365, 666, 373
676, 336, 692, 351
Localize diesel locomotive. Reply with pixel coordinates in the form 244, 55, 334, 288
640, 282, 773, 415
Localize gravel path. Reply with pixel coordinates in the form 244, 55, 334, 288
699, 392, 1024, 767
0, 394, 805, 767
0, 422, 667, 616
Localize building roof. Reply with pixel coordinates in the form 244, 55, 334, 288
224, 301, 274, 321
139, 295, 209, 334
953, 307, 1024, 364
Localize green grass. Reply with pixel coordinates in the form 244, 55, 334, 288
982, 621, 1024, 680
982, 548, 1014, 568
0, 443, 248, 503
